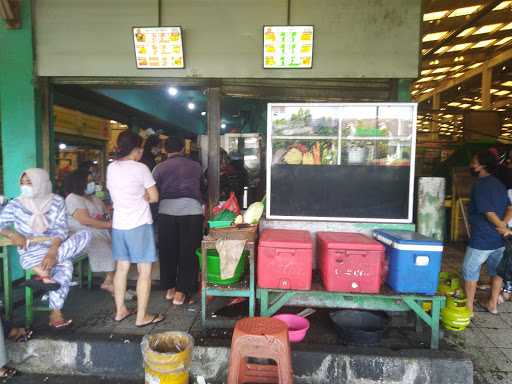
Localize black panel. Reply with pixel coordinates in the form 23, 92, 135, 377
270, 165, 410, 219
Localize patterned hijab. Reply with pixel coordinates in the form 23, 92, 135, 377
19, 168, 54, 233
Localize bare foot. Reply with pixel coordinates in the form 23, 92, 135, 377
480, 300, 498, 315
165, 288, 176, 301
114, 307, 133, 322
101, 283, 114, 294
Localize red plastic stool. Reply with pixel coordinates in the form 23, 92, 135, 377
227, 317, 293, 384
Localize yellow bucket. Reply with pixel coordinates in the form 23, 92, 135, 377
141, 332, 194, 384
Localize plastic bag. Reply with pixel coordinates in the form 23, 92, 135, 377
497, 238, 512, 282
212, 192, 241, 216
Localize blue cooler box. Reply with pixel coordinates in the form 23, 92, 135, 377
373, 230, 444, 295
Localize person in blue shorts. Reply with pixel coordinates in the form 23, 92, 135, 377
107, 130, 165, 327
463, 150, 512, 315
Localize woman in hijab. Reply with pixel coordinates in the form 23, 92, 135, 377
0, 169, 91, 329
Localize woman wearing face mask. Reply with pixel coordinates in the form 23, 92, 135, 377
0, 168, 91, 329
64, 170, 115, 293
107, 130, 164, 327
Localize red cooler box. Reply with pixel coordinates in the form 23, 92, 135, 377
317, 232, 386, 293
258, 229, 313, 290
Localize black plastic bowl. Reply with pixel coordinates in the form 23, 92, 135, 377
329, 309, 389, 346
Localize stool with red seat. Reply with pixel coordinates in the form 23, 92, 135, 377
227, 317, 293, 384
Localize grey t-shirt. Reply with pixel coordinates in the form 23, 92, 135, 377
158, 198, 203, 216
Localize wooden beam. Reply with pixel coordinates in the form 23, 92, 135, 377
493, 97, 512, 108
416, 47, 512, 102
424, 0, 502, 59
421, 51, 488, 69
207, 87, 221, 217
423, 9, 510, 35
482, 67, 493, 109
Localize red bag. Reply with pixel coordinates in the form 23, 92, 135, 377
212, 192, 241, 216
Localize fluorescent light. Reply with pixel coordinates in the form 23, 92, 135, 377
423, 32, 448, 42
59, 143, 67, 150
474, 24, 503, 35
448, 43, 471, 52
93, 160, 98, 165
201, 111, 206, 116
495, 90, 511, 96
423, 11, 449, 21
470, 39, 496, 49
187, 102, 195, 110
167, 87, 178, 96
449, 6, 481, 17
496, 37, 512, 45
221, 123, 227, 129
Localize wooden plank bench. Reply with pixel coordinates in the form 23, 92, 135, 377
257, 282, 446, 350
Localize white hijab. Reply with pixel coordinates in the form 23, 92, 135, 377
19, 168, 54, 233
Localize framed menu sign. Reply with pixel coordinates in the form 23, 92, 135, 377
132, 27, 184, 69
263, 26, 314, 69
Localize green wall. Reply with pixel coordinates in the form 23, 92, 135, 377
0, 0, 41, 280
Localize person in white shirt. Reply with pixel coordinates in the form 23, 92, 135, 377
107, 130, 164, 327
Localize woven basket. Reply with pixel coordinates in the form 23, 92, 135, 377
208, 225, 257, 241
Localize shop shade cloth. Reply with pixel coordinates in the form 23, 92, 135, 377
215, 239, 246, 280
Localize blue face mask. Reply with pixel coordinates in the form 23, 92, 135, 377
85, 182, 96, 196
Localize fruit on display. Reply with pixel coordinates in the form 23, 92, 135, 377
283, 147, 303, 164
243, 202, 264, 224
302, 152, 314, 165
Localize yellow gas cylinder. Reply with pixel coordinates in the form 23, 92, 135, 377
438, 272, 461, 296
441, 294, 472, 332
141, 332, 194, 384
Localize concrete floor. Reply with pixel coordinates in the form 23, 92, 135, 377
5, 243, 509, 383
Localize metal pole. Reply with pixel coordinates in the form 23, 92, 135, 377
207, 87, 221, 217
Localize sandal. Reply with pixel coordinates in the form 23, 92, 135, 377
173, 293, 195, 306
136, 313, 165, 328
12, 328, 33, 343
49, 319, 73, 329
0, 367, 17, 378
113, 309, 136, 323
25, 276, 60, 291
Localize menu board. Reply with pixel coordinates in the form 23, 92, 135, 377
263, 26, 314, 69
132, 27, 184, 69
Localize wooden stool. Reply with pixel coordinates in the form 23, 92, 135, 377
227, 317, 293, 384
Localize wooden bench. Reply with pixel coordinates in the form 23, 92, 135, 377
24, 254, 92, 328
257, 283, 446, 350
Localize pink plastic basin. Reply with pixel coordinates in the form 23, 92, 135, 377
273, 314, 310, 343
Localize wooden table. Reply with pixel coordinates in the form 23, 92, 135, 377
257, 283, 446, 350
200, 237, 256, 328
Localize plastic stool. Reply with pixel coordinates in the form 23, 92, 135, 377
227, 317, 293, 384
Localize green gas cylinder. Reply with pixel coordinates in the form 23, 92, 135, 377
441, 294, 472, 332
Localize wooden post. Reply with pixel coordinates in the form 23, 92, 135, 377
432, 93, 441, 140
482, 68, 492, 110
207, 87, 221, 217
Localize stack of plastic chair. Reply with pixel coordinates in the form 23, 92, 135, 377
227, 317, 293, 384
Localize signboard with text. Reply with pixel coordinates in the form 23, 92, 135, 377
263, 26, 314, 69
133, 26, 184, 69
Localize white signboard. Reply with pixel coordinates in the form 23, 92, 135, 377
263, 26, 314, 69
133, 27, 184, 69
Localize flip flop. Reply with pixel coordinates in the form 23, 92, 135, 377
0, 366, 17, 378
24, 277, 61, 291
14, 328, 33, 343
113, 309, 136, 323
478, 301, 499, 315
173, 294, 195, 306
49, 319, 73, 329
136, 313, 165, 328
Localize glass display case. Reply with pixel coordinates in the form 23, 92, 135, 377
267, 103, 417, 222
